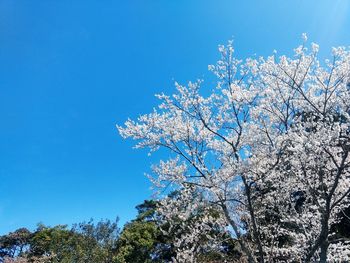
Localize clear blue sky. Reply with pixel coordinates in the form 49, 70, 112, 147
0, 0, 349, 234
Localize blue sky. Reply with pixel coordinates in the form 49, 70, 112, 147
0, 0, 349, 234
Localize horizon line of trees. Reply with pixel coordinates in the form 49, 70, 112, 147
2, 198, 349, 263
0, 198, 242, 263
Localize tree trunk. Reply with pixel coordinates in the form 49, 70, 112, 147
242, 177, 265, 263
221, 203, 256, 263
319, 241, 328, 263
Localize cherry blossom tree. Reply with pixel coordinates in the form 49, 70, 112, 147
118, 35, 350, 262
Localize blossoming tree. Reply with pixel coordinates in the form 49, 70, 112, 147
118, 35, 350, 262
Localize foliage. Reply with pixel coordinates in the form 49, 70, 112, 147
0, 228, 31, 260
0, 218, 119, 263
115, 220, 159, 263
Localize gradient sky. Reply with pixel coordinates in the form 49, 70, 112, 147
1, 0, 350, 234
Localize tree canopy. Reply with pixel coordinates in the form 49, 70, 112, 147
119, 35, 350, 262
